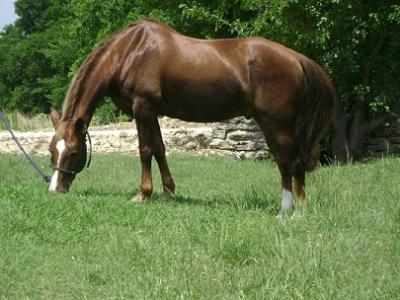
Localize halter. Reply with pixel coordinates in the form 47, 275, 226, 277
50, 165, 77, 175
50, 128, 92, 175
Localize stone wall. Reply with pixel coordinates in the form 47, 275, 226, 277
210, 115, 400, 158
365, 116, 400, 154
0, 116, 268, 158
1, 115, 399, 158
0, 126, 214, 156
209, 117, 268, 159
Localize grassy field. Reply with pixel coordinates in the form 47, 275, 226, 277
0, 153, 399, 299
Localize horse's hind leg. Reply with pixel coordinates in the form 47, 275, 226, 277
255, 117, 297, 214
293, 163, 305, 203
263, 124, 306, 212
275, 131, 298, 214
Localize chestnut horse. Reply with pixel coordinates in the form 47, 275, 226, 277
49, 19, 336, 214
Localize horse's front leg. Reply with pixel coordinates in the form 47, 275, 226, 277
132, 98, 156, 203
131, 97, 175, 202
152, 118, 175, 197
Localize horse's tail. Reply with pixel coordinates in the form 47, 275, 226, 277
295, 56, 337, 171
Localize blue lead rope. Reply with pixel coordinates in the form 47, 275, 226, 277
0, 111, 51, 183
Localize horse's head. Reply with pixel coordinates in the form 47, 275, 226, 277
48, 108, 88, 192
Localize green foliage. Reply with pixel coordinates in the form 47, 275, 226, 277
179, 0, 287, 38
68, 0, 186, 73
282, 0, 400, 113
92, 98, 132, 125
0, 0, 73, 114
0, 154, 399, 298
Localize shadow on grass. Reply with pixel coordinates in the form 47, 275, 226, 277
73, 186, 133, 199
72, 185, 279, 214
167, 187, 279, 215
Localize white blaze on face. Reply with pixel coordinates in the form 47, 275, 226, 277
49, 139, 66, 192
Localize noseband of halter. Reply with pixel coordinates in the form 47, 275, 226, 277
51, 127, 92, 175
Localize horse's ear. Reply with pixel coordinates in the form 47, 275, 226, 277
74, 118, 86, 135
50, 108, 61, 128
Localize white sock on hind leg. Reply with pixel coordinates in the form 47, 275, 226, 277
281, 189, 293, 211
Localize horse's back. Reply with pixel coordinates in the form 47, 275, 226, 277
111, 20, 306, 122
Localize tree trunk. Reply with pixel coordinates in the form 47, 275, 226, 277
331, 102, 389, 163
331, 103, 352, 163
331, 33, 388, 163
348, 102, 370, 160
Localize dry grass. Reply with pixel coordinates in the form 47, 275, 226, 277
0, 111, 52, 131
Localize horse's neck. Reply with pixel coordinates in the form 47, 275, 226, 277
62, 73, 109, 125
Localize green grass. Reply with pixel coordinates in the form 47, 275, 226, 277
0, 154, 399, 299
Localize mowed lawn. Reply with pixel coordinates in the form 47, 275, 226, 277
0, 153, 399, 299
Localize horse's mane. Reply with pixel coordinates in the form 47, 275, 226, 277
62, 19, 169, 120
61, 33, 118, 120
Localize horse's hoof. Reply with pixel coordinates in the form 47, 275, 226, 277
132, 193, 145, 203
291, 210, 303, 220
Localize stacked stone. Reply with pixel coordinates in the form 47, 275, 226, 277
0, 126, 214, 156
209, 117, 268, 159
2, 115, 399, 158
163, 128, 212, 151
365, 116, 400, 154
0, 131, 53, 155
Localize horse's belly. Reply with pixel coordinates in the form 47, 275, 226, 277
159, 79, 248, 122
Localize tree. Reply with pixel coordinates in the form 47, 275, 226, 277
0, 0, 73, 113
